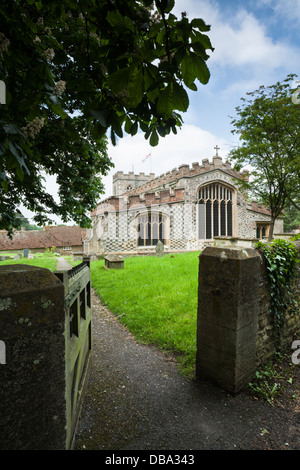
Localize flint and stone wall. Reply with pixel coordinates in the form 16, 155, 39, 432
196, 245, 300, 394
84, 157, 284, 256
84, 202, 282, 256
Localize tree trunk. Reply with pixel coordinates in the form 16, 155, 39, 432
268, 218, 275, 241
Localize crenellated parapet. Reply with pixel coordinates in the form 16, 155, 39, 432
91, 187, 185, 216
113, 171, 156, 196
92, 155, 250, 218
123, 156, 248, 197
112, 171, 156, 180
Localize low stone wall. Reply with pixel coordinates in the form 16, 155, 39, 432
213, 236, 259, 248
196, 245, 300, 394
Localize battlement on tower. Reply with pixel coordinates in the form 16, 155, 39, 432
113, 171, 156, 196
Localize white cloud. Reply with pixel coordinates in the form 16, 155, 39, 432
172, 0, 218, 25
257, 0, 300, 25
212, 11, 291, 69
19, 173, 63, 225
174, 0, 298, 72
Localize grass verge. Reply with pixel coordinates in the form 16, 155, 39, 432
91, 252, 200, 377
0, 252, 59, 271
0, 251, 200, 377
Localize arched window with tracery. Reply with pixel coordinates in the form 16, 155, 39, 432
137, 212, 167, 246
198, 183, 234, 239
256, 223, 269, 239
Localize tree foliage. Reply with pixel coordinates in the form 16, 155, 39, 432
283, 198, 300, 232
15, 212, 42, 231
0, 0, 214, 233
228, 75, 300, 240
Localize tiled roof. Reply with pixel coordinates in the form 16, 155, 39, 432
249, 201, 272, 215
0, 226, 86, 250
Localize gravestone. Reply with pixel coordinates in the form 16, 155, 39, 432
72, 251, 83, 261
155, 240, 164, 257
88, 252, 98, 262
104, 254, 124, 269
23, 249, 29, 258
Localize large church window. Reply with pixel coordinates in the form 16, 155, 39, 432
137, 212, 166, 246
213, 200, 219, 237
227, 201, 233, 236
198, 183, 234, 239
198, 201, 205, 239
220, 200, 226, 235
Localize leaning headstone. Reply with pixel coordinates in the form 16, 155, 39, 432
23, 249, 29, 258
155, 240, 164, 257
28, 255, 34, 259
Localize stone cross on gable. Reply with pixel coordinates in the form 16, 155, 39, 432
214, 145, 220, 156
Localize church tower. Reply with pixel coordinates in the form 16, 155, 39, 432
112, 171, 156, 196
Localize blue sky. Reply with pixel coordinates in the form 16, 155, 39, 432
23, 0, 300, 224
103, 0, 300, 197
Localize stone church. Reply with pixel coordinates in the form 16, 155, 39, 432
83, 148, 284, 255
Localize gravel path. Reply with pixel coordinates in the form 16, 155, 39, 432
56, 257, 73, 270
74, 290, 300, 451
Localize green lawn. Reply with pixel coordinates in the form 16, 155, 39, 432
0, 252, 60, 271
0, 251, 201, 377
91, 252, 200, 377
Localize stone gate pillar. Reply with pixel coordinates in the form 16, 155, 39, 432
0, 265, 65, 450
196, 247, 261, 394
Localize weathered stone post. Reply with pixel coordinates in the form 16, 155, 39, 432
0, 265, 65, 450
196, 247, 261, 394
